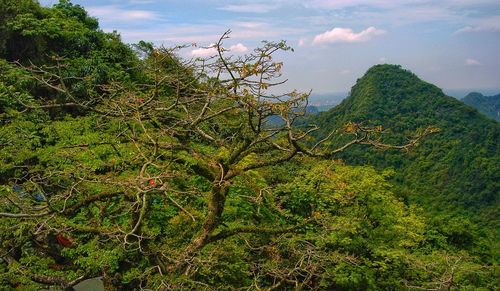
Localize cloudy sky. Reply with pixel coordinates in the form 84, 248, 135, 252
40, 0, 500, 95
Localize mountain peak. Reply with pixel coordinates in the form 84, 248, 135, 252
335, 64, 451, 124
364, 64, 411, 75
351, 64, 445, 102
310, 63, 500, 218
313, 64, 496, 133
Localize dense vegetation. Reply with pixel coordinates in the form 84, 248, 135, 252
311, 65, 500, 211
462, 92, 500, 121
0, 1, 498, 289
309, 64, 499, 268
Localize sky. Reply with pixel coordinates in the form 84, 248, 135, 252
40, 0, 500, 96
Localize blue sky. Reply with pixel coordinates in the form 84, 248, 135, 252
40, 0, 500, 95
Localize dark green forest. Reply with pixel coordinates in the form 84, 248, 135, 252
0, 1, 498, 289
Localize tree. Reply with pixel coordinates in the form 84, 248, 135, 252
0, 24, 440, 288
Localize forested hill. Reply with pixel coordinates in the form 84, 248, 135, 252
310, 64, 499, 224
462, 92, 500, 121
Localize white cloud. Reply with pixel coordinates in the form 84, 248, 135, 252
233, 21, 266, 29
128, 0, 155, 4
303, 0, 500, 29
304, 0, 397, 9
87, 6, 159, 22
218, 4, 277, 13
191, 44, 218, 57
191, 43, 248, 57
465, 58, 481, 66
447, 0, 500, 6
230, 27, 304, 40
103, 21, 305, 44
305, 0, 500, 10
379, 57, 387, 62
455, 26, 481, 34
454, 16, 500, 34
312, 27, 386, 45
229, 43, 248, 53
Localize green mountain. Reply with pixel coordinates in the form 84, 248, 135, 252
310, 64, 499, 254
462, 92, 500, 121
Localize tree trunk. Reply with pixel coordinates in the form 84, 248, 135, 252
174, 183, 228, 273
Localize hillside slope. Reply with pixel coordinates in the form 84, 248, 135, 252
310, 65, 499, 243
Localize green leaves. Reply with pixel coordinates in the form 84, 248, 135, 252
65, 238, 124, 274
0, 2, 497, 289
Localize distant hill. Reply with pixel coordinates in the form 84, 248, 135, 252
309, 65, 500, 251
444, 88, 500, 99
308, 92, 346, 107
266, 104, 319, 126
314, 104, 336, 112
462, 92, 500, 121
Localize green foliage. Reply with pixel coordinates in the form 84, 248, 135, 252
308, 64, 499, 275
311, 64, 499, 214
0, 3, 497, 290
2, 0, 99, 61
260, 161, 494, 289
0, 0, 141, 108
